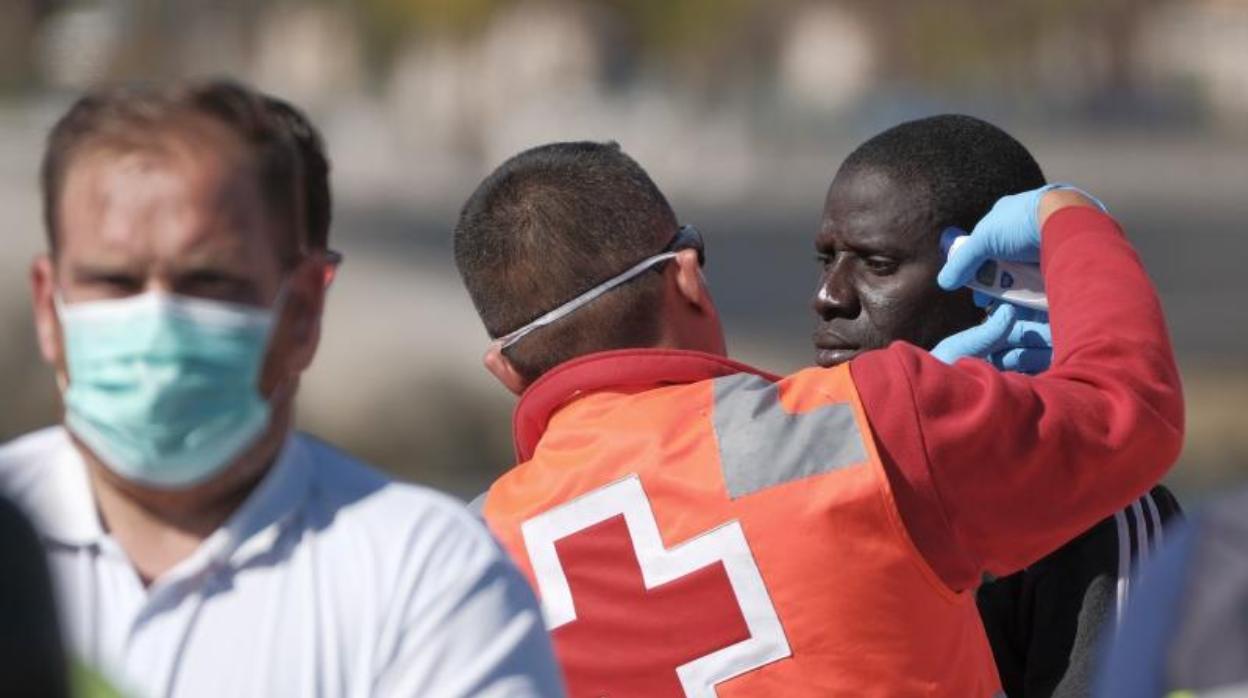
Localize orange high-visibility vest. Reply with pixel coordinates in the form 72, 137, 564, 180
483, 352, 1002, 698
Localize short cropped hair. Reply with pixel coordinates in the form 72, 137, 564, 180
840, 114, 1046, 234
41, 79, 311, 263
262, 95, 332, 250
453, 141, 678, 382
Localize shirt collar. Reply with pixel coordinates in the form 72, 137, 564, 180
34, 429, 311, 569
27, 429, 105, 547
512, 348, 777, 462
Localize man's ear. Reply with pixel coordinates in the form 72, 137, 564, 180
484, 341, 530, 396
30, 254, 62, 369
671, 248, 712, 315
261, 256, 326, 400
283, 256, 328, 373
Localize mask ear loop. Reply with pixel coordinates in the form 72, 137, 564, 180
261, 281, 292, 345
264, 373, 298, 412
258, 267, 319, 406
52, 292, 70, 393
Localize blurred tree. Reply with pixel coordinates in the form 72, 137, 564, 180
604, 0, 756, 56
352, 0, 503, 76
362, 0, 502, 35
843, 0, 1169, 95
347, 0, 769, 90
21, 0, 1179, 101
0, 0, 58, 92
607, 0, 774, 90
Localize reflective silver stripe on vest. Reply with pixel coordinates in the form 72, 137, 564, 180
711, 373, 868, 499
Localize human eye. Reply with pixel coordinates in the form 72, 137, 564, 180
177, 269, 258, 303
863, 255, 899, 275
96, 273, 142, 292
74, 268, 143, 297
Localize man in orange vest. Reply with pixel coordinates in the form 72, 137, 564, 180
452, 140, 1183, 697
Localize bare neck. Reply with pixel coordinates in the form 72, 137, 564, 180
80, 417, 289, 586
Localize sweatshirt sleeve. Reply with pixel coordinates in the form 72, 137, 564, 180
850, 207, 1184, 592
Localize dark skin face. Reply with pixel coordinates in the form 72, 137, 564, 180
811, 166, 983, 367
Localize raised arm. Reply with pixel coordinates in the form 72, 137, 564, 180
850, 188, 1184, 591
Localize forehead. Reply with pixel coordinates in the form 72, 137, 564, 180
55, 128, 284, 267
818, 167, 936, 251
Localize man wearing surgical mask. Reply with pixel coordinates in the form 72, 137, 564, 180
0, 80, 563, 698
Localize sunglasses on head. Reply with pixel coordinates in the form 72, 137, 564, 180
495, 225, 707, 351
322, 249, 344, 287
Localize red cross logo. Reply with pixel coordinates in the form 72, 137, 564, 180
521, 476, 790, 698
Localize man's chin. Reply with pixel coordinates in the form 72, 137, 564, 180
815, 347, 862, 368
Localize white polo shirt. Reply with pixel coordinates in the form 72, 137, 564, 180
0, 427, 565, 698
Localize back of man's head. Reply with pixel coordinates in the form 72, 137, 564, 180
840, 114, 1046, 234
454, 141, 678, 382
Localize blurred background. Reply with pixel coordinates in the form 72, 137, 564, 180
0, 0, 1244, 500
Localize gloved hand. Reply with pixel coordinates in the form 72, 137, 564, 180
970, 291, 1052, 372
937, 183, 1107, 292
931, 303, 1053, 374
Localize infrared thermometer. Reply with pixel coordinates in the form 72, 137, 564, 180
940, 228, 1048, 311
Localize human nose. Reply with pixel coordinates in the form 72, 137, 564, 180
811, 260, 859, 319
146, 278, 174, 295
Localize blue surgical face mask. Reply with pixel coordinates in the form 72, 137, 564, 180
56, 290, 280, 489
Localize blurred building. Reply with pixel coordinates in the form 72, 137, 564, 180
1136, 0, 1248, 128
776, 4, 875, 112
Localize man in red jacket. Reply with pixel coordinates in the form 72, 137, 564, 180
454, 140, 1183, 696
808, 114, 1183, 697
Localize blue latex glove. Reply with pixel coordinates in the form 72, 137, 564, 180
987, 309, 1052, 373
937, 183, 1107, 292
931, 303, 1053, 374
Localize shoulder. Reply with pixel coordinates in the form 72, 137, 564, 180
294, 433, 507, 585
296, 433, 487, 535
294, 436, 563, 696
0, 426, 68, 467
0, 427, 71, 496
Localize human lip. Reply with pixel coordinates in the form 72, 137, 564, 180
812, 332, 861, 367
